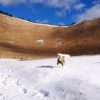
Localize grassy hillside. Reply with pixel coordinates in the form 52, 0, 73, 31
0, 13, 100, 59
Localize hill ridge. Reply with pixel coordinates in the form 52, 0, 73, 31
0, 13, 100, 59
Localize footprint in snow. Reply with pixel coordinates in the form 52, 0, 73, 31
0, 94, 5, 100
19, 87, 27, 94
22, 88, 27, 94
39, 89, 49, 97
0, 93, 2, 97
31, 90, 49, 98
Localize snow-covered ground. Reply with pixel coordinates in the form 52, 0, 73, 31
0, 55, 100, 100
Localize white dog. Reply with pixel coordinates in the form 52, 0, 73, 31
57, 53, 71, 67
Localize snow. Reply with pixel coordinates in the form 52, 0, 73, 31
0, 55, 100, 100
35, 39, 44, 45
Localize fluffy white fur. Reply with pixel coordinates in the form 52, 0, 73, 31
57, 53, 71, 58
57, 53, 71, 67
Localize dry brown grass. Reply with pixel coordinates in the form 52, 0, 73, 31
0, 13, 100, 59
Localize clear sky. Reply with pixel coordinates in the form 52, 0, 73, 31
0, 0, 100, 25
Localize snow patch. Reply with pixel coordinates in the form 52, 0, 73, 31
35, 39, 44, 45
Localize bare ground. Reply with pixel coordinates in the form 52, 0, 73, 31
0, 13, 100, 59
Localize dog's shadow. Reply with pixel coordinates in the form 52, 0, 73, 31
36, 65, 59, 69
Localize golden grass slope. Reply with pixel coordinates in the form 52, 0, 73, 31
0, 13, 100, 59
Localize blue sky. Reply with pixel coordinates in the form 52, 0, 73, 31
0, 0, 100, 25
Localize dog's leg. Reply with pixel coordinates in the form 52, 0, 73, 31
61, 62, 63, 67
